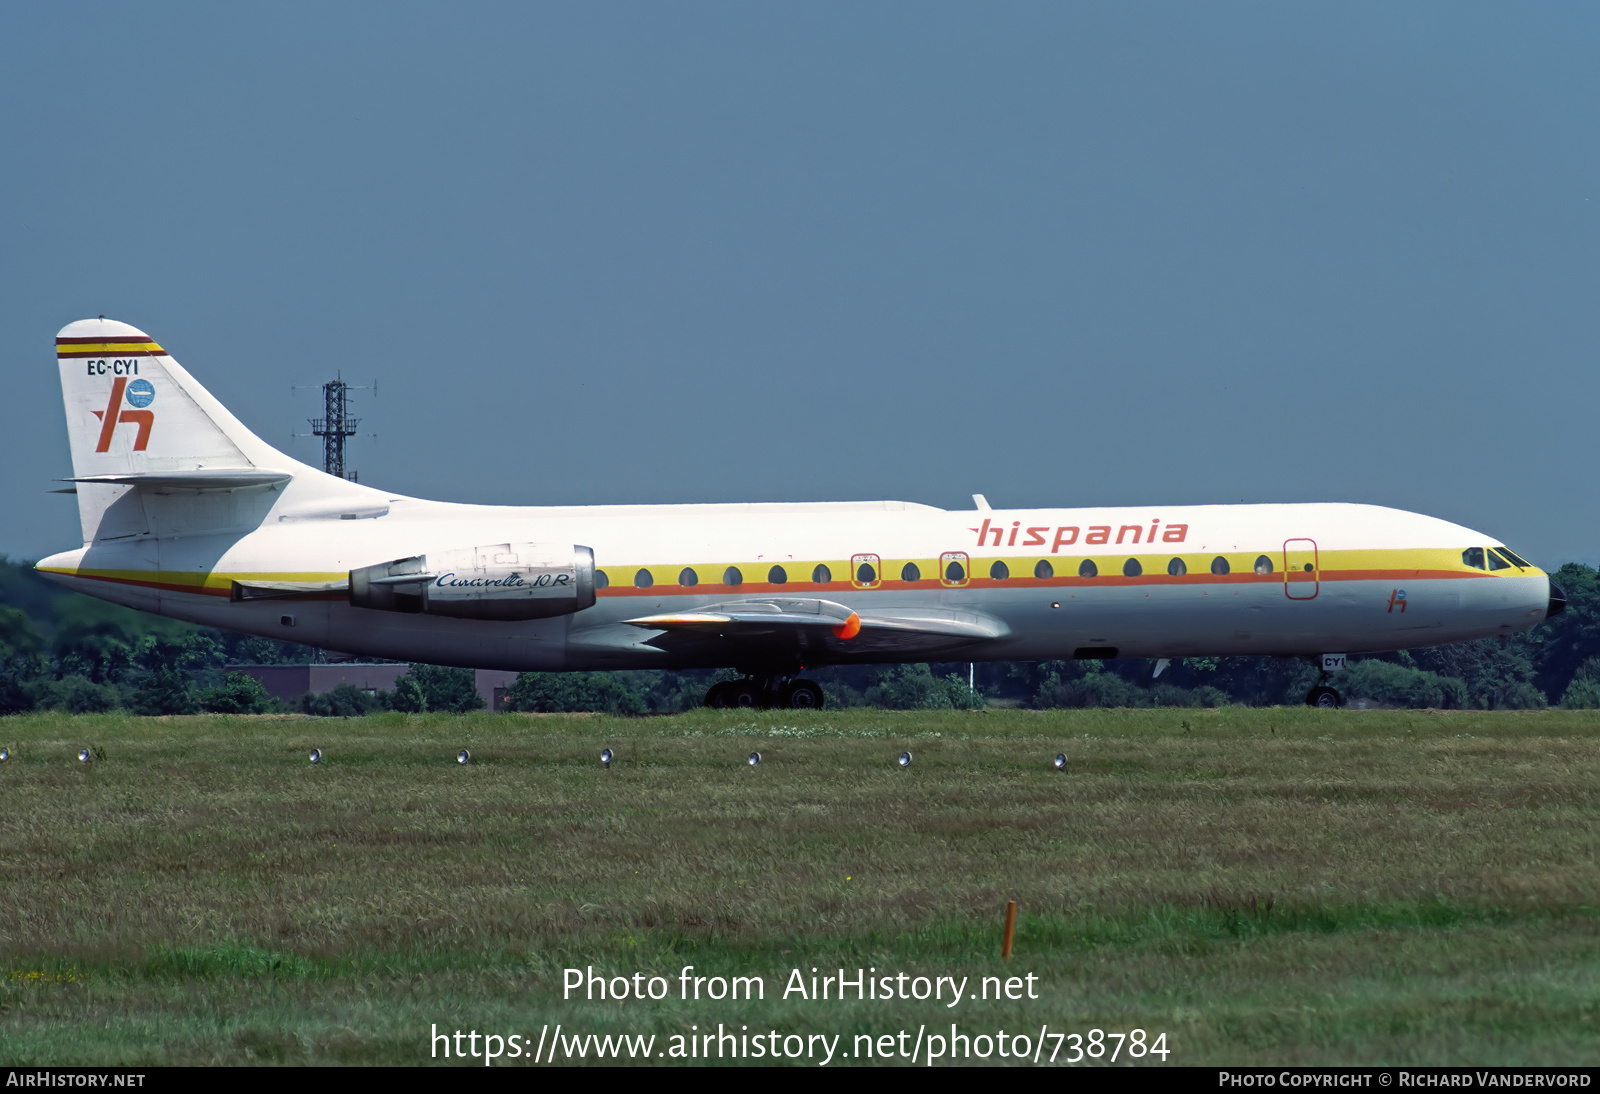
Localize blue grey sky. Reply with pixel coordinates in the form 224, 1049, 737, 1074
4, 3, 1597, 568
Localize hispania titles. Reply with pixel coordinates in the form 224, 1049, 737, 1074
972, 518, 1191, 554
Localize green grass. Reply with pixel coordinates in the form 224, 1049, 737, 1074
0, 707, 1596, 1065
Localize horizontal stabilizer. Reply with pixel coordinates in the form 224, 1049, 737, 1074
69, 468, 294, 491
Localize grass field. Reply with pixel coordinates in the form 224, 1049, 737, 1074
0, 707, 1597, 1066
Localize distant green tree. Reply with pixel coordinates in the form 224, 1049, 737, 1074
396, 665, 482, 713
199, 672, 279, 714
130, 669, 199, 715
41, 674, 122, 714
299, 683, 381, 717
505, 672, 646, 714
1343, 660, 1467, 709
1558, 657, 1600, 708
865, 664, 960, 710
0, 606, 42, 660
389, 676, 427, 713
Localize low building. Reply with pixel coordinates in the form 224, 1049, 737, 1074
226, 664, 519, 711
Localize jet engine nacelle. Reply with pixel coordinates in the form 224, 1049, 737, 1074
349, 542, 596, 620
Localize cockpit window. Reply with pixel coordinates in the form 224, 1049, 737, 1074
1497, 547, 1532, 568
1487, 549, 1512, 571
1462, 547, 1486, 570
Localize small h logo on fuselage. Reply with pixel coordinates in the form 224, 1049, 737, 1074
92, 376, 154, 452
1387, 589, 1407, 613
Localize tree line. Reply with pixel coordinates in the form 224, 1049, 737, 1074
3, 556, 1598, 714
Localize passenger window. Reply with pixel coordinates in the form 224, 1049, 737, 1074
768, 565, 787, 584
594, 570, 610, 590
634, 569, 653, 588
1034, 559, 1054, 580
1123, 558, 1142, 578
1167, 557, 1186, 577
1079, 559, 1097, 579
723, 566, 743, 587
1462, 547, 1486, 570
945, 559, 966, 582
812, 564, 832, 584
901, 562, 921, 582
1254, 555, 1273, 575
1487, 550, 1511, 571
679, 567, 698, 587
1211, 556, 1229, 576
990, 560, 1010, 580
857, 562, 876, 583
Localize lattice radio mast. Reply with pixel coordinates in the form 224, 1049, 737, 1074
306, 376, 371, 482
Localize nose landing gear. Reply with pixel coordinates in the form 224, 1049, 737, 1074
1305, 685, 1342, 708
704, 675, 825, 710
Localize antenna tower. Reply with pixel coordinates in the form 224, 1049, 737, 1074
309, 378, 361, 482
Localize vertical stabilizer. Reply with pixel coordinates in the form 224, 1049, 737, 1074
55, 318, 370, 542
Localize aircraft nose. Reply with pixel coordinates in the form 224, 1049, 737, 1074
1547, 580, 1567, 619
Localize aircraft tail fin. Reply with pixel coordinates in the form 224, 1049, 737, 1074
55, 318, 376, 542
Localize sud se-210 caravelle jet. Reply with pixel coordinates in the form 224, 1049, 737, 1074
37, 318, 1566, 710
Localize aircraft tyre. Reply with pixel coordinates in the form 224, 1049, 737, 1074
725, 680, 763, 708
704, 681, 732, 709
782, 679, 825, 710
1306, 685, 1342, 709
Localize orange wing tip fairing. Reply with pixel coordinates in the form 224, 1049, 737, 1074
832, 612, 861, 640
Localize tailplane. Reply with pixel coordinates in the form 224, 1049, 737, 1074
55, 318, 376, 542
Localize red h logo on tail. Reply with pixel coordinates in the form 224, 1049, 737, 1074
92, 377, 153, 452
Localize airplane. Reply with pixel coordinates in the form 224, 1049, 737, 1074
36, 318, 1565, 710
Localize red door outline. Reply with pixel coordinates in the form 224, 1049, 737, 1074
1283, 538, 1319, 600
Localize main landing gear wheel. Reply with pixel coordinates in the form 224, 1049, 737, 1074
1306, 685, 1342, 709
704, 677, 825, 710
781, 679, 825, 710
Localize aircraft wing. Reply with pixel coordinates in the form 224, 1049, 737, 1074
619, 597, 1009, 659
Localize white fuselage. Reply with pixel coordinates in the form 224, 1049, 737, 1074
38, 496, 1554, 672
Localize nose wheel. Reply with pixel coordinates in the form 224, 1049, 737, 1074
705, 676, 825, 710
1305, 685, 1342, 708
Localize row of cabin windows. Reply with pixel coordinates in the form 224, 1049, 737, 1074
594, 553, 1285, 590
1463, 546, 1532, 572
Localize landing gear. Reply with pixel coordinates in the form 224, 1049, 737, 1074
781, 679, 824, 709
1305, 685, 1342, 708
704, 675, 825, 710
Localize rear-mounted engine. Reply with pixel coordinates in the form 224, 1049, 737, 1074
349, 543, 596, 620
